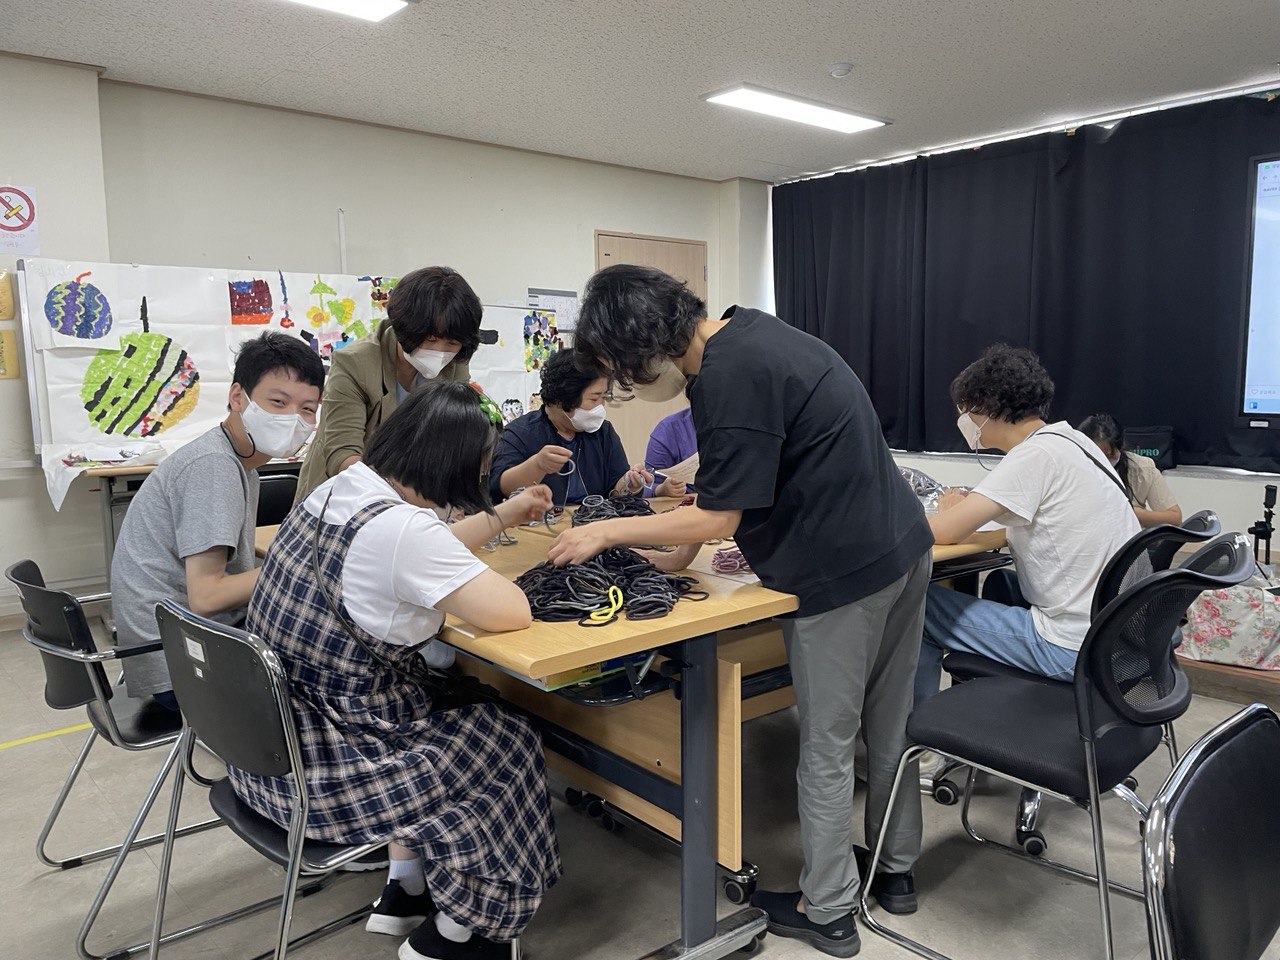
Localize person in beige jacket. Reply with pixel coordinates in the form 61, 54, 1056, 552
295, 266, 482, 503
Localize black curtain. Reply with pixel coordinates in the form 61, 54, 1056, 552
773, 94, 1280, 471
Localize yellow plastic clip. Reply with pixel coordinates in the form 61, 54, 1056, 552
588, 585, 625, 623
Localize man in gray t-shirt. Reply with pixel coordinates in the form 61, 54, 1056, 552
111, 332, 325, 703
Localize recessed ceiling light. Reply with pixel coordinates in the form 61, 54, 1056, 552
828, 62, 855, 79
281, 0, 407, 22
704, 84, 885, 134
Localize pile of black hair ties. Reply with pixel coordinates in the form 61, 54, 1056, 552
515, 547, 708, 627
570, 493, 655, 526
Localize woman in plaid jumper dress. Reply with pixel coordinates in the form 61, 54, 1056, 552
230, 383, 561, 960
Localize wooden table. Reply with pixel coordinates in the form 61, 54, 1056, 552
256, 521, 797, 958
253, 521, 1008, 957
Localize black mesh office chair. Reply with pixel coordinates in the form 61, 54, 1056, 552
5, 560, 222, 960
148, 600, 385, 960
932, 512, 1221, 855
1143, 703, 1280, 960
863, 532, 1256, 960
256, 473, 299, 527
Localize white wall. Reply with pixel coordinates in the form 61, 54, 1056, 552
0, 55, 114, 608
98, 83, 727, 312
895, 452, 1275, 544
716, 178, 773, 313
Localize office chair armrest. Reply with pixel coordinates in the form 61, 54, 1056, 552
112, 640, 164, 658
75, 591, 112, 605
24, 633, 161, 662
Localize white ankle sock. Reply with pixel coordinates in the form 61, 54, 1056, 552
435, 912, 473, 943
388, 855, 426, 897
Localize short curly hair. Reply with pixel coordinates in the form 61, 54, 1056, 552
539, 349, 602, 412
950, 344, 1054, 423
574, 264, 707, 388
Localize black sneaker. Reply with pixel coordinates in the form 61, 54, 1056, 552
750, 889, 860, 958
853, 845, 917, 914
366, 881, 437, 937
398, 919, 520, 960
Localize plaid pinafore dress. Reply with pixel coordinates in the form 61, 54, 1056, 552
228, 498, 562, 940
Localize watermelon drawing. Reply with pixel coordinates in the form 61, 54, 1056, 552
80, 298, 200, 437
44, 271, 113, 339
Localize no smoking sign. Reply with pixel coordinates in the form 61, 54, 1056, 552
0, 185, 40, 255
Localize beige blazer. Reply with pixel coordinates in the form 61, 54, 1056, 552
294, 324, 470, 503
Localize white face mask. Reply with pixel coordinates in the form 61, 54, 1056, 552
406, 347, 457, 380
631, 360, 687, 402
956, 412, 990, 451
432, 504, 456, 523
240, 400, 315, 458
569, 404, 607, 433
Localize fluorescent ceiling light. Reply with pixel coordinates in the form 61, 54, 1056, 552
282, 0, 407, 22
704, 84, 886, 134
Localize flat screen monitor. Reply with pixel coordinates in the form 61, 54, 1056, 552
1239, 154, 1280, 426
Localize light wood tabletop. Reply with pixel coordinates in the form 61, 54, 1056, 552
254, 523, 798, 682
252, 521, 1006, 681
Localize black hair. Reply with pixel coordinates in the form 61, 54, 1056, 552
386, 266, 483, 363
364, 381, 500, 516
539, 348, 603, 412
574, 264, 706, 388
950, 344, 1054, 424
1078, 413, 1133, 498
233, 331, 326, 395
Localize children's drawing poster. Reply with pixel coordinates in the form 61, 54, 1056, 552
469, 305, 561, 423
23, 258, 397, 508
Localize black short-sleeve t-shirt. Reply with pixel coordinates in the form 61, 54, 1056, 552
692, 307, 932, 616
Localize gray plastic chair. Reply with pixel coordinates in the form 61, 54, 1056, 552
5, 560, 222, 960
148, 600, 387, 960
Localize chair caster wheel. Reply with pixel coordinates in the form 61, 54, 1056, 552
599, 811, 620, 832
738, 933, 766, 954
1018, 829, 1047, 857
564, 787, 584, 808
1123, 776, 1139, 790
723, 877, 755, 905
932, 778, 961, 806
583, 794, 605, 818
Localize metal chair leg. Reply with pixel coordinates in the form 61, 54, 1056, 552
1084, 740, 1116, 960
78, 738, 183, 960
147, 748, 186, 960
861, 745, 954, 960
37, 728, 99, 867
1163, 722, 1180, 765
39, 728, 221, 871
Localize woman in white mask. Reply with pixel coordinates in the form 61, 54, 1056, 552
918, 345, 1140, 704
295, 266, 485, 503
490, 348, 685, 508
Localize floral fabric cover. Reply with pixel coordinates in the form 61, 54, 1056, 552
1179, 574, 1280, 671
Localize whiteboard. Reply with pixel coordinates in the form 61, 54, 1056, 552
17, 258, 401, 508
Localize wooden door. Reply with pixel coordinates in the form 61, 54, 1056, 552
593, 232, 708, 461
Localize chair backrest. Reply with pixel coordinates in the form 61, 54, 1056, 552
256, 473, 299, 527
1143, 703, 1280, 960
155, 600, 297, 781
5, 560, 109, 710
1077, 532, 1255, 738
1150, 509, 1220, 572
1091, 510, 1222, 617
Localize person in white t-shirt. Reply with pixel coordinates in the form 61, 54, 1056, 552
915, 345, 1139, 704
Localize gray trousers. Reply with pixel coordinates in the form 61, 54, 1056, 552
781, 550, 930, 923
